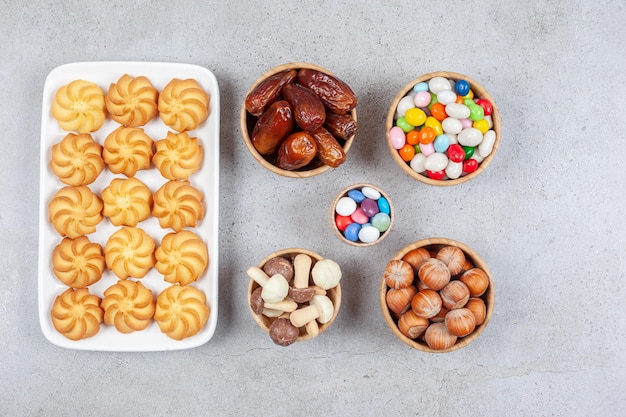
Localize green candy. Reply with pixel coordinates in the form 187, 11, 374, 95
396, 116, 414, 133
463, 145, 475, 160
468, 103, 484, 121
413, 144, 421, 154
427, 93, 439, 109
371, 212, 391, 232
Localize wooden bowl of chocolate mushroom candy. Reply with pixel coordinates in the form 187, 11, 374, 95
247, 248, 342, 346
379, 238, 495, 353
241, 62, 358, 178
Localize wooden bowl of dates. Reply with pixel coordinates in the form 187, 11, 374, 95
386, 71, 501, 186
241, 62, 358, 178
247, 248, 342, 345
379, 237, 495, 353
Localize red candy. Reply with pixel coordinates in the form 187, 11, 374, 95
475, 99, 493, 116
447, 144, 465, 163
462, 159, 479, 173
335, 215, 352, 231
426, 170, 446, 180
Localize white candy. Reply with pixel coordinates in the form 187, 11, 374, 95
478, 130, 496, 158
445, 103, 471, 119
445, 160, 463, 179
396, 96, 416, 118
442, 117, 463, 134
335, 197, 357, 216
437, 90, 457, 105
361, 186, 381, 200
410, 153, 427, 173
424, 152, 449, 172
457, 127, 483, 147
358, 225, 381, 243
428, 77, 452, 94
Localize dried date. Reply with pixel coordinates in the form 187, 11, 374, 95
245, 69, 297, 116
297, 68, 357, 115
251, 100, 293, 155
282, 83, 326, 132
275, 131, 318, 171
310, 127, 346, 168
324, 112, 358, 140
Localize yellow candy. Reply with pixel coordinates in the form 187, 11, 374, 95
405, 107, 427, 127
473, 119, 490, 134
425, 116, 443, 136
463, 89, 474, 100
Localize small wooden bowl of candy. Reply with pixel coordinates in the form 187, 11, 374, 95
379, 238, 495, 353
246, 248, 342, 346
386, 71, 501, 186
241, 62, 358, 178
329, 183, 394, 247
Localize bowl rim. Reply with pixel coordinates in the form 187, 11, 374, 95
379, 237, 495, 353
385, 71, 501, 186
240, 62, 357, 178
329, 183, 394, 247
247, 248, 342, 343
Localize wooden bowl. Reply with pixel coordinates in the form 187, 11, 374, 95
241, 62, 358, 178
247, 248, 342, 343
386, 71, 501, 186
379, 237, 495, 353
329, 183, 394, 247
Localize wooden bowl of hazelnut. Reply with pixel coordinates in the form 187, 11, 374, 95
240, 62, 358, 178
379, 237, 495, 352
247, 248, 342, 346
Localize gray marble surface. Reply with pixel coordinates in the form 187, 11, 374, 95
1, 1, 624, 416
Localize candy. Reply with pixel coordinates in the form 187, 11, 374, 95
335, 215, 352, 231
347, 189, 366, 203
343, 223, 361, 242
360, 198, 380, 217
377, 197, 391, 214
350, 207, 369, 224
371, 212, 391, 232
335, 197, 357, 216
390, 75, 496, 181
358, 225, 380, 243
362, 186, 381, 200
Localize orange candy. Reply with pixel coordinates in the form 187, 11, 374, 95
417, 126, 436, 144
430, 102, 447, 121
399, 144, 415, 162
406, 130, 420, 146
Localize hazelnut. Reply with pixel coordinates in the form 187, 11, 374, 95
386, 286, 417, 318
436, 246, 466, 276
411, 289, 442, 319
398, 310, 429, 339
430, 305, 450, 323
439, 280, 470, 310
459, 268, 490, 297
401, 247, 431, 272
418, 258, 450, 291
424, 322, 457, 350
444, 308, 476, 337
383, 259, 414, 289
465, 297, 486, 325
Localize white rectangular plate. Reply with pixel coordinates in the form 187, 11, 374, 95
38, 62, 219, 351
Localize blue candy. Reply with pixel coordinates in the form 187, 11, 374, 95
347, 189, 366, 203
377, 197, 390, 215
434, 134, 450, 153
343, 222, 362, 242
413, 82, 429, 93
454, 79, 470, 96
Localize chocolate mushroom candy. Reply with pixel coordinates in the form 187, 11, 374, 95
289, 294, 334, 328
269, 318, 300, 347
263, 256, 294, 283
249, 287, 298, 316
311, 259, 342, 290
246, 266, 289, 304
288, 253, 316, 303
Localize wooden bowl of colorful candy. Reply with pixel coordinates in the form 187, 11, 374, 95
246, 248, 342, 346
241, 62, 358, 178
379, 237, 495, 353
386, 71, 501, 186
330, 183, 394, 247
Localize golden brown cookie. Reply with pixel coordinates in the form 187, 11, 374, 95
152, 131, 203, 180
101, 280, 156, 333
52, 236, 105, 288
50, 133, 104, 186
105, 74, 159, 127
155, 230, 209, 286
158, 78, 209, 132
101, 177, 153, 227
154, 285, 210, 340
50, 287, 103, 340
103, 126, 154, 177
48, 186, 103, 238
104, 227, 156, 279
152, 180, 204, 231
51, 79, 106, 133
